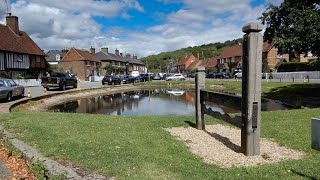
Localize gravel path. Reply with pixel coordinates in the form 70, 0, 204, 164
166, 124, 305, 168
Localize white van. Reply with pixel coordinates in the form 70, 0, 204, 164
131, 71, 139, 77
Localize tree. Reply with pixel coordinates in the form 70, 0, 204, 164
260, 0, 320, 58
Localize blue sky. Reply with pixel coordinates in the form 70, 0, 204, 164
0, 0, 283, 57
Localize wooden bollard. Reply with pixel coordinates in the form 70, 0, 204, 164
241, 23, 263, 156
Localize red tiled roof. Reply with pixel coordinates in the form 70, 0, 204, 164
219, 45, 242, 59
202, 57, 218, 68
186, 60, 202, 70
0, 24, 44, 56
177, 54, 195, 65
218, 42, 274, 59
61, 48, 101, 62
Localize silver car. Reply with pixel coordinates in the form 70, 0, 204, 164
0, 79, 25, 102
165, 74, 186, 81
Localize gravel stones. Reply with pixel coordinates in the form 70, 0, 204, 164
166, 124, 305, 168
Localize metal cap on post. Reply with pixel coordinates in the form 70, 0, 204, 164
195, 66, 205, 130
241, 22, 263, 156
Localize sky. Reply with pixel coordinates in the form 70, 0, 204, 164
0, 0, 283, 58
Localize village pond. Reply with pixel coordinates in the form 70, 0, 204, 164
48, 89, 293, 116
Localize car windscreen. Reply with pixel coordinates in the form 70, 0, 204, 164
0, 80, 5, 87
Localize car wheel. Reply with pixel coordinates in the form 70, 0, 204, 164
102, 82, 105, 85
6, 92, 12, 102
60, 83, 66, 91
19, 89, 25, 98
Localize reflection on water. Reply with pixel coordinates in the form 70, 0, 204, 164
49, 89, 292, 116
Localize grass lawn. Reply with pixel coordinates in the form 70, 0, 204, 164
146, 80, 305, 94
1, 108, 320, 179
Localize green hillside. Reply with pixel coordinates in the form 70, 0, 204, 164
140, 38, 242, 72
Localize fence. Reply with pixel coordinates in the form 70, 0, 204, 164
89, 76, 104, 82
13, 79, 41, 87
271, 71, 320, 79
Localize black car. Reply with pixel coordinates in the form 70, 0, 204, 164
215, 72, 230, 79
136, 73, 152, 82
102, 75, 122, 85
206, 72, 217, 78
41, 72, 77, 91
120, 75, 135, 84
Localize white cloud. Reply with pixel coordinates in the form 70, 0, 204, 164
0, 0, 271, 58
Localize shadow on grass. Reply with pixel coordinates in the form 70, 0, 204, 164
264, 83, 320, 99
290, 169, 318, 180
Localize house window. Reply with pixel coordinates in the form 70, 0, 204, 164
36, 56, 41, 63
94, 62, 96, 67
111, 61, 115, 65
56, 54, 61, 61
86, 61, 90, 66
17, 55, 23, 62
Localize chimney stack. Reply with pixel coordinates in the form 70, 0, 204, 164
115, 49, 119, 56
101, 47, 108, 54
125, 53, 131, 59
133, 54, 138, 60
6, 13, 20, 35
90, 46, 95, 55
61, 48, 69, 58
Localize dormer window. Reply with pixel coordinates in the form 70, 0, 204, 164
56, 54, 61, 61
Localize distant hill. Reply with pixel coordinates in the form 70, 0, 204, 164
140, 38, 242, 72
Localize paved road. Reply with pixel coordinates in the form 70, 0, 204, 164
24, 81, 104, 98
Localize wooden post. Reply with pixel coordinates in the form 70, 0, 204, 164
241, 23, 263, 156
195, 66, 206, 130
312, 118, 320, 151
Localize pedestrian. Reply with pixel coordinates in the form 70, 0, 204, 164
46, 71, 50, 77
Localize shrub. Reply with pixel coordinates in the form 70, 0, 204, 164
277, 61, 320, 72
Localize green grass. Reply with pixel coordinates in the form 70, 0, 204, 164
145, 80, 305, 94
1, 109, 320, 179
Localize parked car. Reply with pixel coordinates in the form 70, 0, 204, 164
120, 75, 135, 84
166, 74, 185, 81
215, 72, 231, 79
102, 75, 122, 85
153, 73, 162, 80
0, 78, 24, 102
235, 71, 242, 79
41, 72, 77, 91
131, 71, 140, 77
136, 73, 152, 82
206, 72, 217, 78
186, 73, 195, 78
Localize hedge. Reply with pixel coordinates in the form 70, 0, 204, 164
277, 60, 320, 72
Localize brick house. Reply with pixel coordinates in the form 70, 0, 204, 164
186, 60, 202, 72
262, 43, 289, 68
216, 42, 289, 71
217, 45, 242, 72
0, 14, 46, 78
59, 48, 101, 81
94, 47, 145, 75
45, 50, 63, 66
176, 54, 197, 73
201, 57, 218, 72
